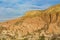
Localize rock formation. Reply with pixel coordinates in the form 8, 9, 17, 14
0, 4, 60, 40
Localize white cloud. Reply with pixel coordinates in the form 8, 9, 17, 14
0, 7, 22, 21
0, 0, 53, 22
16, 3, 51, 10
0, 3, 51, 22
0, 7, 19, 14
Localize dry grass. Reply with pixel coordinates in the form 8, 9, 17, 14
0, 4, 60, 40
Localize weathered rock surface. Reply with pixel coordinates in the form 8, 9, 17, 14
0, 4, 60, 40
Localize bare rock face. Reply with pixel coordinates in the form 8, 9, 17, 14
0, 4, 60, 40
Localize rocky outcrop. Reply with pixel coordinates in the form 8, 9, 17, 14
0, 4, 60, 40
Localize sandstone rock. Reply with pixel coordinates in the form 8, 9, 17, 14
0, 4, 60, 40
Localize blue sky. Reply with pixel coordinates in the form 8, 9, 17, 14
0, 0, 60, 22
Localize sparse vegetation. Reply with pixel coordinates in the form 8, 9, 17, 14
38, 35, 45, 40
0, 4, 60, 40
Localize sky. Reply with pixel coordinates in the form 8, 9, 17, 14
0, 0, 60, 22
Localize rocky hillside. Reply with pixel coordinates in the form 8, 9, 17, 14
0, 4, 60, 40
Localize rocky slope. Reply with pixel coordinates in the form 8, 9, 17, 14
0, 4, 60, 40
